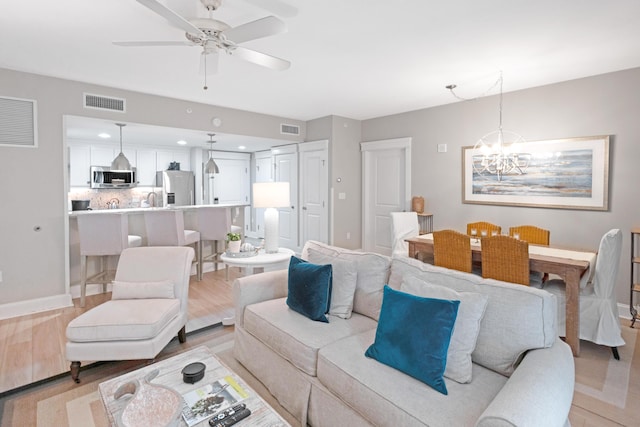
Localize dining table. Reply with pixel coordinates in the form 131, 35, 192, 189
406, 233, 597, 357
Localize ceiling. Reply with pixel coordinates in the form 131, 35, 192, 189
3, 0, 640, 149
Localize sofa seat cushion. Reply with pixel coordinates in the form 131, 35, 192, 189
318, 329, 508, 426
244, 298, 377, 376
66, 299, 180, 342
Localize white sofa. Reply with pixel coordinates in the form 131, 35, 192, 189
233, 241, 574, 427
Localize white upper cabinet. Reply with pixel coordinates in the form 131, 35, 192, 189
69, 144, 91, 187
90, 146, 115, 166
136, 149, 157, 186
156, 150, 190, 172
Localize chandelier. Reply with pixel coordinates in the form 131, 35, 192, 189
448, 72, 528, 181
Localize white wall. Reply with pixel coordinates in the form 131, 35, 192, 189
361, 67, 640, 306
0, 67, 304, 314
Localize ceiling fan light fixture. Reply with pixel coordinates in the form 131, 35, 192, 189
111, 123, 132, 171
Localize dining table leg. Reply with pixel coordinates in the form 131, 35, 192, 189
564, 268, 581, 356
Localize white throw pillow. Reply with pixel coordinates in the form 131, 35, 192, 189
111, 280, 175, 300
307, 248, 358, 319
401, 275, 488, 383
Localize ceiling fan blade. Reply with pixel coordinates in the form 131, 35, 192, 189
200, 51, 219, 75
222, 16, 286, 44
136, 0, 204, 37
113, 41, 194, 47
242, 0, 298, 18
231, 46, 290, 71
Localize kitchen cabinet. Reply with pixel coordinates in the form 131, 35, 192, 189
69, 144, 91, 187
90, 146, 115, 166
157, 150, 190, 172
136, 149, 157, 186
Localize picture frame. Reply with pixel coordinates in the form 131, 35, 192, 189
462, 135, 610, 210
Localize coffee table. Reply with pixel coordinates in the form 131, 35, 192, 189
98, 346, 289, 427
221, 248, 295, 280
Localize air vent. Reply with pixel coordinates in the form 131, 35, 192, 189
280, 123, 300, 135
0, 96, 37, 147
83, 93, 126, 112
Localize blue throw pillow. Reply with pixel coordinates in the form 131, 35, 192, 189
286, 256, 333, 323
365, 285, 459, 395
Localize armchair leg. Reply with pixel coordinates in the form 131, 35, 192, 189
178, 326, 187, 343
70, 361, 81, 383
612, 347, 620, 360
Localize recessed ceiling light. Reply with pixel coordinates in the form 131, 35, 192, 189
177, 140, 187, 145
238, 145, 246, 150
98, 133, 111, 139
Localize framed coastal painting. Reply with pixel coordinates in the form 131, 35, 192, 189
462, 135, 610, 210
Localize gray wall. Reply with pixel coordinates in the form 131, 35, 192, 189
362, 67, 640, 305
0, 67, 304, 307
306, 115, 362, 249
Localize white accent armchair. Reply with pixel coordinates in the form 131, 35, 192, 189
65, 246, 194, 382
545, 228, 625, 359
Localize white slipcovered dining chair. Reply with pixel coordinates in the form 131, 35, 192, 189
194, 207, 232, 280
66, 246, 194, 382
544, 228, 624, 359
390, 212, 420, 257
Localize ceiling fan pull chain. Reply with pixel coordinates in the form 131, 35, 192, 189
203, 55, 208, 90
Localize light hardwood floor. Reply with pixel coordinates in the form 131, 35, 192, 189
0, 267, 241, 394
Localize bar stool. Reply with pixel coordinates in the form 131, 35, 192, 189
144, 209, 201, 280
194, 207, 232, 280
76, 213, 142, 307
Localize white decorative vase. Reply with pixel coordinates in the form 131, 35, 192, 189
228, 240, 241, 253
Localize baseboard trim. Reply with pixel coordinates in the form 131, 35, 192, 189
0, 294, 73, 321
619, 302, 633, 320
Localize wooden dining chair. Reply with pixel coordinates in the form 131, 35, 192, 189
467, 221, 501, 238
509, 225, 550, 245
481, 235, 530, 286
509, 225, 550, 284
433, 229, 472, 273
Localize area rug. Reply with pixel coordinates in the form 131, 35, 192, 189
0, 327, 239, 427
570, 321, 640, 426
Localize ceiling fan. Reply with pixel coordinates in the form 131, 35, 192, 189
114, 0, 291, 84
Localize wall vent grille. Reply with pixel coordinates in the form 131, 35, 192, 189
280, 123, 300, 135
0, 96, 37, 147
83, 93, 126, 112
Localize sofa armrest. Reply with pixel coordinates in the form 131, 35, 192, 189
476, 338, 574, 427
233, 269, 289, 328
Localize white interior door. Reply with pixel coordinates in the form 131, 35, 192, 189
300, 141, 328, 245
212, 158, 249, 205
361, 138, 412, 254
273, 146, 298, 250
252, 153, 272, 238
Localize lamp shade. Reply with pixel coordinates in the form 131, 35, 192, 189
253, 182, 290, 208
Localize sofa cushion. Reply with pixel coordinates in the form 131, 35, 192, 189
243, 298, 377, 376
388, 257, 557, 376
111, 280, 175, 300
66, 299, 180, 342
302, 240, 391, 320
401, 275, 488, 384
307, 248, 358, 319
318, 329, 508, 426
287, 256, 332, 323
365, 285, 459, 395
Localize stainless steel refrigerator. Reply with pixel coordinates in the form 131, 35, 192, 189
156, 170, 195, 206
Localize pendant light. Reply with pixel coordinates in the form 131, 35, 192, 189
111, 123, 132, 171
205, 133, 220, 174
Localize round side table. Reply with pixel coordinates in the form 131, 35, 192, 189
220, 247, 295, 280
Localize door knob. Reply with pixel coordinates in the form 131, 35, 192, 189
302, 207, 307, 210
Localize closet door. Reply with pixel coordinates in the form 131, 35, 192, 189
299, 140, 328, 244
273, 145, 298, 251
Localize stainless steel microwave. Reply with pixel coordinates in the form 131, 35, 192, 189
90, 166, 137, 189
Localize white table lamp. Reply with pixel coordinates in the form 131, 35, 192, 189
253, 182, 290, 253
